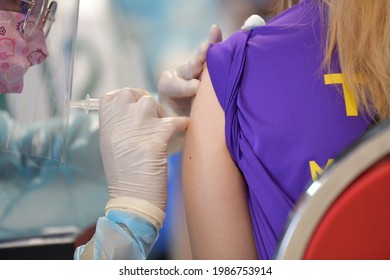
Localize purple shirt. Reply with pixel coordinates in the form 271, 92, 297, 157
207, 0, 370, 259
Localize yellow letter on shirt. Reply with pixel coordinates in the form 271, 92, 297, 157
324, 73, 358, 117
309, 159, 334, 181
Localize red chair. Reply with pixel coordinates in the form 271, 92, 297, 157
275, 121, 390, 259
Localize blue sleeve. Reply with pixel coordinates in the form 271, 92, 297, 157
74, 210, 159, 260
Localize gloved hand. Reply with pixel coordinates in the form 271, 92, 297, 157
99, 88, 189, 229
157, 24, 223, 117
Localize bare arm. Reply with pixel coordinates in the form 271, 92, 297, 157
182, 66, 258, 259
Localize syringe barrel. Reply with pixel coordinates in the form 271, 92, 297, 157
68, 95, 100, 113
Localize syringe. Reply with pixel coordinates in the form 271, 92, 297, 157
68, 94, 100, 113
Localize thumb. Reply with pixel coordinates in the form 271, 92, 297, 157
209, 24, 223, 44
160, 116, 189, 143
165, 116, 190, 133
171, 116, 190, 132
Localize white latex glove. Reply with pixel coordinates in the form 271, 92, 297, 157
99, 88, 189, 228
157, 24, 223, 117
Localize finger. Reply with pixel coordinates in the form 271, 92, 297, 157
137, 95, 160, 118
209, 24, 223, 43
162, 116, 190, 141
113, 88, 145, 112
116, 88, 150, 105
157, 70, 173, 95
157, 103, 169, 118
195, 42, 209, 63
99, 90, 118, 131
161, 71, 198, 98
158, 70, 185, 98
178, 59, 196, 80
173, 78, 199, 98
100, 88, 122, 109
179, 56, 204, 80
185, 79, 200, 95
171, 116, 190, 132
189, 57, 205, 78
101, 87, 149, 112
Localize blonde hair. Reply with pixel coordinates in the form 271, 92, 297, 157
323, 0, 390, 121
273, 0, 301, 15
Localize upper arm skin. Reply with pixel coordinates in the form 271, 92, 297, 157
182, 66, 258, 260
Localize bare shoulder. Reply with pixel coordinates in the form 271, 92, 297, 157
182, 65, 258, 260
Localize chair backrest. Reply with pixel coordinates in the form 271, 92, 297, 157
275, 121, 390, 260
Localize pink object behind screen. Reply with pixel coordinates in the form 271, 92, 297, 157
0, 10, 48, 94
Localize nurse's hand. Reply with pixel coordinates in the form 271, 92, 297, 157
99, 88, 189, 228
157, 24, 222, 117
